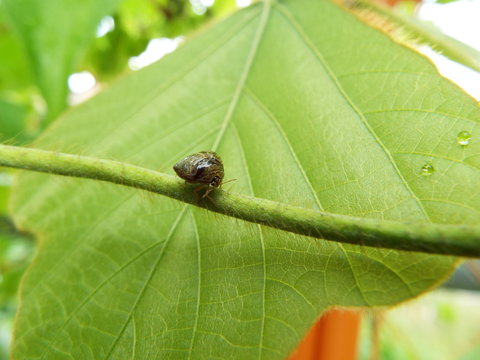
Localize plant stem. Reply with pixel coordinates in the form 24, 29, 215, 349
1, 144, 479, 257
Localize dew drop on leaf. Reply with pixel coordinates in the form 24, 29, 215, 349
456, 130, 471, 146
421, 163, 434, 176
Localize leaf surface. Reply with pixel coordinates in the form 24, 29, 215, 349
11, 0, 480, 358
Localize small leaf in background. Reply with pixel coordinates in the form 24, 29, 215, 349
9, 0, 480, 359
355, 0, 480, 73
0, 217, 34, 360
0, 24, 31, 92
0, 5, 38, 143
2, 0, 124, 124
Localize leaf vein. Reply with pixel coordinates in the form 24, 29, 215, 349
230, 124, 266, 360
23, 125, 222, 298
212, 0, 271, 151
187, 210, 201, 360
364, 108, 479, 125
244, 88, 324, 212
103, 206, 189, 360
275, 2, 431, 223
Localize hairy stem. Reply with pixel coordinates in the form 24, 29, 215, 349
1, 144, 479, 257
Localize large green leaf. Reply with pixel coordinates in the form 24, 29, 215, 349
10, 0, 480, 358
2, 0, 123, 122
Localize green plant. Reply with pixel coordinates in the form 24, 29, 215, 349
1, 0, 480, 359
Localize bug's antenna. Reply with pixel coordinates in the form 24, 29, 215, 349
222, 178, 237, 185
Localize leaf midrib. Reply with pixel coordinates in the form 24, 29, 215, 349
187, 1, 272, 357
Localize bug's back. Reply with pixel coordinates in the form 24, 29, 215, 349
173, 151, 224, 186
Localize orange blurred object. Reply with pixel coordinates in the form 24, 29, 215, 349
288, 309, 361, 360
377, 0, 421, 7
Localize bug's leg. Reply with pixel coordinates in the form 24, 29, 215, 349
202, 186, 214, 199
193, 184, 207, 197
191, 185, 203, 205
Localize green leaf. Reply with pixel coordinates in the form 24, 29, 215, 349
2, 0, 123, 123
0, 19, 32, 92
0, 215, 34, 360
10, 0, 480, 358
0, 216, 34, 302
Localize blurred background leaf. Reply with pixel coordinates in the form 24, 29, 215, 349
359, 287, 480, 360
0, 216, 33, 360
354, 0, 480, 74
1, 0, 126, 124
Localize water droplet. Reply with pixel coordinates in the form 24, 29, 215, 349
457, 130, 471, 146
421, 163, 434, 176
